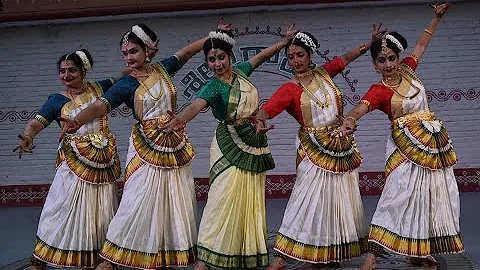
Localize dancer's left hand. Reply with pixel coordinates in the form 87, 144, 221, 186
371, 23, 388, 41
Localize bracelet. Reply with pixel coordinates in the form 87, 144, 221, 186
345, 116, 357, 125
424, 28, 433, 36
359, 44, 368, 54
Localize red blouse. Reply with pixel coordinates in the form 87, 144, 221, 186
262, 57, 346, 126
361, 56, 418, 120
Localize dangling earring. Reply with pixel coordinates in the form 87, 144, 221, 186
145, 48, 151, 63
309, 60, 316, 69
125, 63, 129, 67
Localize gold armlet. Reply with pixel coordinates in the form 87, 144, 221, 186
360, 100, 372, 112
424, 28, 434, 36
359, 44, 368, 54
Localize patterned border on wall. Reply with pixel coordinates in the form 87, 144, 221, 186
1, 168, 478, 208
2, 88, 478, 123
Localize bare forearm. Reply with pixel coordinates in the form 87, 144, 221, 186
176, 36, 209, 63
250, 39, 289, 69
178, 99, 207, 123
74, 100, 108, 125
23, 120, 45, 139
412, 16, 441, 59
345, 103, 369, 121
341, 40, 371, 66
255, 109, 271, 122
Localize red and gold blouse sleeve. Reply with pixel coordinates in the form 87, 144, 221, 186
402, 55, 419, 71
262, 83, 297, 119
361, 84, 391, 113
321, 57, 346, 78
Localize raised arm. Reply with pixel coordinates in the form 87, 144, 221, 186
175, 20, 233, 64
340, 23, 387, 66
248, 24, 298, 69
411, 2, 450, 61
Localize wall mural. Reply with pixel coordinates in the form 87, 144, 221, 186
1, 26, 479, 123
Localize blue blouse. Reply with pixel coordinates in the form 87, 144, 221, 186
102, 56, 181, 118
37, 79, 114, 126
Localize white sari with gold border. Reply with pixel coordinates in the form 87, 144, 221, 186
273, 68, 367, 264
33, 81, 121, 268
99, 63, 197, 269
367, 63, 464, 257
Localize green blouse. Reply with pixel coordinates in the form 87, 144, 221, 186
196, 61, 253, 121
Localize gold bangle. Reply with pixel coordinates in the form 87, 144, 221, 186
359, 44, 367, 54
424, 29, 433, 36
345, 116, 357, 125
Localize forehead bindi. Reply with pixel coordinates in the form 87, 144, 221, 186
207, 48, 227, 58
287, 45, 307, 55
122, 42, 142, 52
60, 60, 76, 69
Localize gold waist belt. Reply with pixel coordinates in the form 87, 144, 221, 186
141, 114, 172, 127
224, 117, 252, 126
301, 124, 338, 134
392, 111, 434, 126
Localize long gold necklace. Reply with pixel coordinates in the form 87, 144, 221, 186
381, 76, 421, 100
296, 74, 331, 109
133, 66, 162, 101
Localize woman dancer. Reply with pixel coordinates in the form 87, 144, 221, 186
15, 49, 122, 269
162, 25, 298, 269
61, 22, 229, 269
335, 3, 464, 269
253, 25, 386, 269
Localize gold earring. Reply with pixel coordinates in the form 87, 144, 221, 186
145, 48, 150, 63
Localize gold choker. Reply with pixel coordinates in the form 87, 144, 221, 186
296, 70, 313, 78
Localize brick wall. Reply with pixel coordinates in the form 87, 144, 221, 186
0, 1, 479, 185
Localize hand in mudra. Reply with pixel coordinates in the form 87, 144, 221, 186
160, 110, 186, 134
13, 134, 36, 159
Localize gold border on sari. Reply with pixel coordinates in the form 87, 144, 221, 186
391, 112, 457, 170
100, 240, 196, 268
33, 237, 100, 268
131, 117, 194, 168
297, 126, 362, 173
274, 232, 367, 263
369, 225, 464, 257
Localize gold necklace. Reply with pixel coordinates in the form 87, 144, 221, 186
296, 74, 331, 109
133, 66, 162, 101
296, 70, 313, 78
381, 76, 421, 100
65, 84, 87, 105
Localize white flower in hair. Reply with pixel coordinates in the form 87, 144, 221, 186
293, 32, 318, 53
75, 51, 92, 71
131, 25, 156, 49
386, 34, 404, 52
208, 31, 236, 47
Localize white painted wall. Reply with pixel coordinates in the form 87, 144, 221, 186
1, 1, 479, 185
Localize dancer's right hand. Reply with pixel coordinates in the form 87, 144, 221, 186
58, 116, 81, 142
160, 110, 186, 134
13, 134, 36, 159
253, 116, 275, 135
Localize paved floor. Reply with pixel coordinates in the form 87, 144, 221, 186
1, 193, 478, 269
